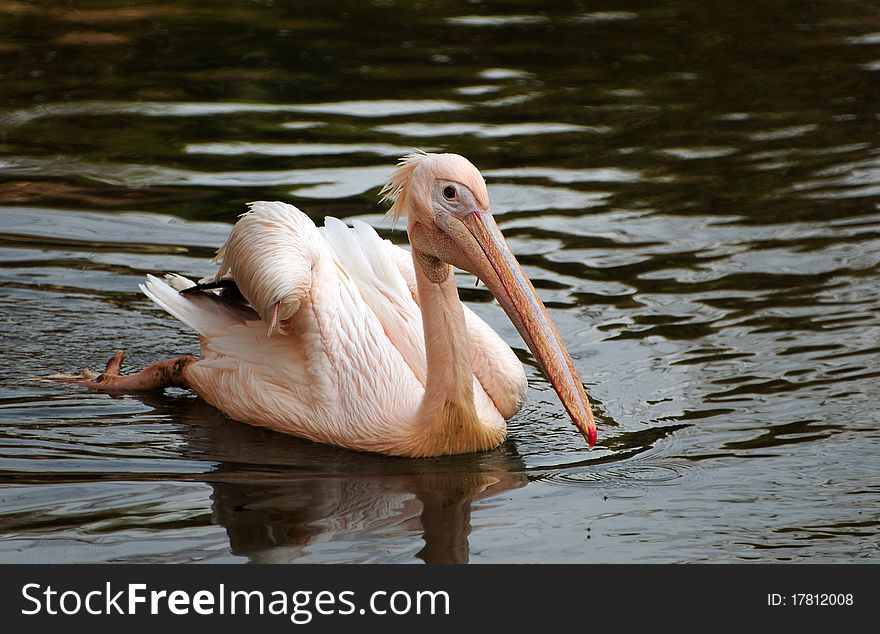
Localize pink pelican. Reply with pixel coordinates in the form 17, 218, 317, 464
61, 153, 597, 457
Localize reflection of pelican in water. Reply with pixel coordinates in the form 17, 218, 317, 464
157, 394, 528, 564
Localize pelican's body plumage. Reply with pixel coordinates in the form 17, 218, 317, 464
143, 202, 526, 457
62, 153, 596, 457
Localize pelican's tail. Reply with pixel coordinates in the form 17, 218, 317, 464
140, 274, 255, 337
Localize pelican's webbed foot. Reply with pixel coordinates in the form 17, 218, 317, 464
46, 351, 195, 392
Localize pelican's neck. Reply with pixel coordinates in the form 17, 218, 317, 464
411, 246, 487, 454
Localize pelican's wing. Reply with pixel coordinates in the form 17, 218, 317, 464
321, 217, 428, 384
213, 201, 318, 336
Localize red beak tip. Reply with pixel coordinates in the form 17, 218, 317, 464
581, 425, 597, 449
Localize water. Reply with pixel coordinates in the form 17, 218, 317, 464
0, 0, 878, 563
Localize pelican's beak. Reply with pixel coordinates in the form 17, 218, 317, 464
447, 210, 597, 448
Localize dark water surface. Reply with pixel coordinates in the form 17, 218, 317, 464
1, 1, 878, 563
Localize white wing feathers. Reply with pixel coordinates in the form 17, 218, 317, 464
321, 217, 427, 383
213, 201, 316, 336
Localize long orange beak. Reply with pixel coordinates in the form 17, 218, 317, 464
452, 210, 597, 448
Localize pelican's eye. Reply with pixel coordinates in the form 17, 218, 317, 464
443, 185, 457, 200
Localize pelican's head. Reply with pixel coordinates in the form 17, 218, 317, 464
382, 152, 597, 448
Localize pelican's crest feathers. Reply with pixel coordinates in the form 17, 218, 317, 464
381, 152, 490, 221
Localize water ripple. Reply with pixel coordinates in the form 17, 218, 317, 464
0, 99, 466, 127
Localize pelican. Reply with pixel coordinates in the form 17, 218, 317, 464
61, 153, 597, 457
